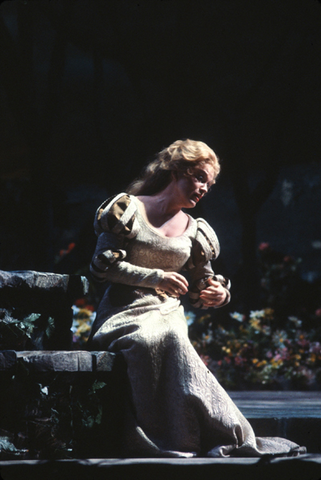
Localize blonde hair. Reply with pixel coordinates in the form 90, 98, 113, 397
127, 139, 220, 196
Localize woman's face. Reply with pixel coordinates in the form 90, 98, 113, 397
173, 163, 215, 208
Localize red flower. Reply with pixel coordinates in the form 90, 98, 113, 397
67, 242, 76, 253
75, 298, 86, 307
59, 242, 76, 258
258, 242, 270, 251
85, 304, 95, 312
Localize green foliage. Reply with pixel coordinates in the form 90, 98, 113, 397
0, 309, 56, 350
0, 435, 28, 459
71, 379, 107, 430
0, 369, 110, 459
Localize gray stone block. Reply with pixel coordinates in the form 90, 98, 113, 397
0, 270, 90, 349
0, 270, 89, 309
0, 350, 116, 372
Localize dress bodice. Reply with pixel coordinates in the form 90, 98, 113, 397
126, 197, 197, 272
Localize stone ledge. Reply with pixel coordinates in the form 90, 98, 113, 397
0, 270, 90, 350
229, 391, 321, 454
0, 270, 89, 308
0, 455, 321, 480
0, 350, 116, 372
229, 391, 321, 418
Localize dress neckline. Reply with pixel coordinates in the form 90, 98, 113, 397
134, 196, 194, 239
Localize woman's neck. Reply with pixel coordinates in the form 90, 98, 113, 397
139, 181, 184, 215
136, 188, 189, 235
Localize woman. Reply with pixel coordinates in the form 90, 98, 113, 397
89, 139, 305, 458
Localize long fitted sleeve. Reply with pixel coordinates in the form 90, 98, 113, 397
186, 218, 231, 309
187, 260, 231, 309
90, 231, 164, 288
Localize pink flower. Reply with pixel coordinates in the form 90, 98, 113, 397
258, 242, 270, 251
200, 354, 210, 366
234, 356, 244, 367
315, 308, 321, 317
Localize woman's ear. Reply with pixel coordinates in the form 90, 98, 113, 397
171, 170, 179, 181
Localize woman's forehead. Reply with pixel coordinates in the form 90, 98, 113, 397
195, 164, 215, 182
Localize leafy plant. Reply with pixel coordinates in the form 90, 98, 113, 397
0, 309, 56, 350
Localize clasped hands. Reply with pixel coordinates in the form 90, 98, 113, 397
158, 272, 227, 307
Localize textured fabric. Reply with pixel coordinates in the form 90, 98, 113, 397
89, 194, 306, 458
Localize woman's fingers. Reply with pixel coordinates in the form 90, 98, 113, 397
159, 272, 189, 295
170, 273, 188, 295
199, 281, 226, 307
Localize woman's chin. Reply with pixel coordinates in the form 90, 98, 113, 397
185, 199, 196, 208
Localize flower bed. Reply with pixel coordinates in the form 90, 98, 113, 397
188, 243, 321, 390
188, 308, 321, 390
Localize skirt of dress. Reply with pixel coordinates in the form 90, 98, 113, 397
90, 290, 306, 458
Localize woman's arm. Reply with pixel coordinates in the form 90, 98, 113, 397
90, 231, 164, 289
186, 218, 230, 309
199, 276, 230, 308
187, 260, 231, 309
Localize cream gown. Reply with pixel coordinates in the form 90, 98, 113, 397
89, 193, 305, 458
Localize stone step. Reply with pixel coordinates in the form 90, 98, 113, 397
1, 455, 321, 480
0, 352, 320, 455
230, 391, 321, 418
229, 391, 321, 454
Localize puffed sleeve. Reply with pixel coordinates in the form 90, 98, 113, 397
186, 218, 231, 309
90, 193, 164, 288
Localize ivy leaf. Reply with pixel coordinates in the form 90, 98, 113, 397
45, 316, 55, 338
0, 436, 28, 456
90, 380, 107, 393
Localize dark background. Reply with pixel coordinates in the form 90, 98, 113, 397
0, 0, 320, 312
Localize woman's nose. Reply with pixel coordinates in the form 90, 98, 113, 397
200, 183, 208, 193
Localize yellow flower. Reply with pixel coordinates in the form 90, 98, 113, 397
252, 358, 259, 365
271, 358, 283, 368
77, 308, 94, 320
309, 353, 317, 363
77, 322, 91, 334
249, 319, 261, 331
257, 360, 267, 368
